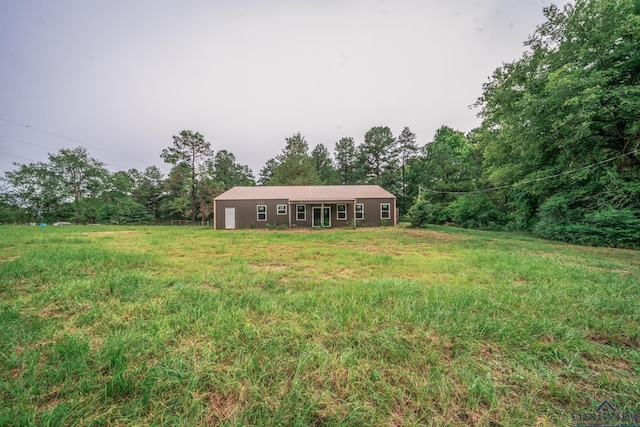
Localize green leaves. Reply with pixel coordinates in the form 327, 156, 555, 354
476, 0, 640, 242
268, 133, 320, 186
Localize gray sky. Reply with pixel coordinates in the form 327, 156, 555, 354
0, 0, 570, 178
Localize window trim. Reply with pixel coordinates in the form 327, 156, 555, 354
257, 205, 267, 221
355, 203, 364, 220
277, 204, 287, 215
337, 204, 347, 220
296, 204, 306, 221
381, 203, 391, 220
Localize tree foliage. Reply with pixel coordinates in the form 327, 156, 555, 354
311, 144, 338, 185
269, 133, 320, 186
3, 147, 109, 223
405, 126, 483, 223
130, 166, 165, 224
396, 126, 418, 212
0, 136, 254, 225
334, 137, 358, 185
207, 150, 255, 190
161, 130, 213, 223
358, 126, 397, 186
475, 0, 640, 245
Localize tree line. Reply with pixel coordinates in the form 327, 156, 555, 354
1, 0, 638, 247
0, 125, 423, 225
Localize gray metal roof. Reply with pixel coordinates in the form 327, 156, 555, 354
214, 185, 395, 202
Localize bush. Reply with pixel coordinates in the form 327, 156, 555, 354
533, 206, 640, 248
448, 194, 505, 229
406, 198, 437, 227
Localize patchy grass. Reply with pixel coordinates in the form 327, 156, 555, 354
0, 224, 639, 425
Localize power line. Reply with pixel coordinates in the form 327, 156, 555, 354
420, 148, 640, 195
0, 134, 56, 152
0, 135, 147, 172
0, 151, 43, 163
0, 116, 155, 168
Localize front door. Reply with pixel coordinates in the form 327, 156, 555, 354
312, 207, 331, 228
225, 207, 235, 229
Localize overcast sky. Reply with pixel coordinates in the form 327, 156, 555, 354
0, 0, 571, 179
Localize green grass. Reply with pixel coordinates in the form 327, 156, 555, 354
0, 225, 638, 426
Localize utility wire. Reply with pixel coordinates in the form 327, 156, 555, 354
420, 148, 640, 195
0, 151, 43, 163
0, 135, 146, 172
0, 116, 155, 167
1, 134, 58, 152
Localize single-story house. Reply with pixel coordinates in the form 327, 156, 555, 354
213, 185, 396, 229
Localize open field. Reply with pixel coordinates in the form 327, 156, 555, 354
1, 225, 639, 426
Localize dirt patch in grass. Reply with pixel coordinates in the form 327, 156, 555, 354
336, 268, 354, 276
207, 390, 241, 424
249, 264, 287, 271
86, 230, 138, 236
583, 351, 633, 374
587, 330, 638, 349
401, 229, 465, 241
585, 266, 632, 274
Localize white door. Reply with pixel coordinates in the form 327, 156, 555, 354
225, 208, 235, 229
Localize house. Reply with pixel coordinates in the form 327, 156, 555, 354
213, 185, 396, 229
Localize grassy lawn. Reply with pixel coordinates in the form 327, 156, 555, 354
1, 225, 638, 426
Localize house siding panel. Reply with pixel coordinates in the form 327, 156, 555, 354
214, 186, 396, 229
355, 198, 396, 227
215, 199, 289, 229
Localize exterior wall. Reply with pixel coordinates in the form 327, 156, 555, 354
214, 197, 396, 229
354, 197, 396, 227
214, 199, 289, 229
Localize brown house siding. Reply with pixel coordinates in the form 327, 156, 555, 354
214, 199, 289, 229
355, 198, 396, 227
214, 198, 396, 229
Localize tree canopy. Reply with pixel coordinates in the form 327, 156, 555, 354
475, 0, 640, 245
268, 133, 320, 186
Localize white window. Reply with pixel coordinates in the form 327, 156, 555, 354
257, 205, 267, 221
337, 204, 347, 220
277, 204, 287, 215
296, 205, 306, 221
355, 203, 364, 220
381, 203, 391, 220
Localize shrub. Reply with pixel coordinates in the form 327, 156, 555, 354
448, 194, 505, 229
406, 198, 437, 227
533, 206, 640, 248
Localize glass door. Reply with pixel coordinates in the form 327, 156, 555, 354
312, 207, 331, 228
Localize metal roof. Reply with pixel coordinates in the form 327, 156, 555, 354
214, 185, 395, 202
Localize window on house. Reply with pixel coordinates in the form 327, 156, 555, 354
381, 203, 391, 220
296, 205, 306, 221
257, 205, 267, 221
277, 204, 287, 215
355, 203, 364, 220
337, 204, 347, 220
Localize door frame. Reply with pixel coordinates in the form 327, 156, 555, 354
312, 206, 331, 228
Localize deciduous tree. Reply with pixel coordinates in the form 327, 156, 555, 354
476, 0, 640, 244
